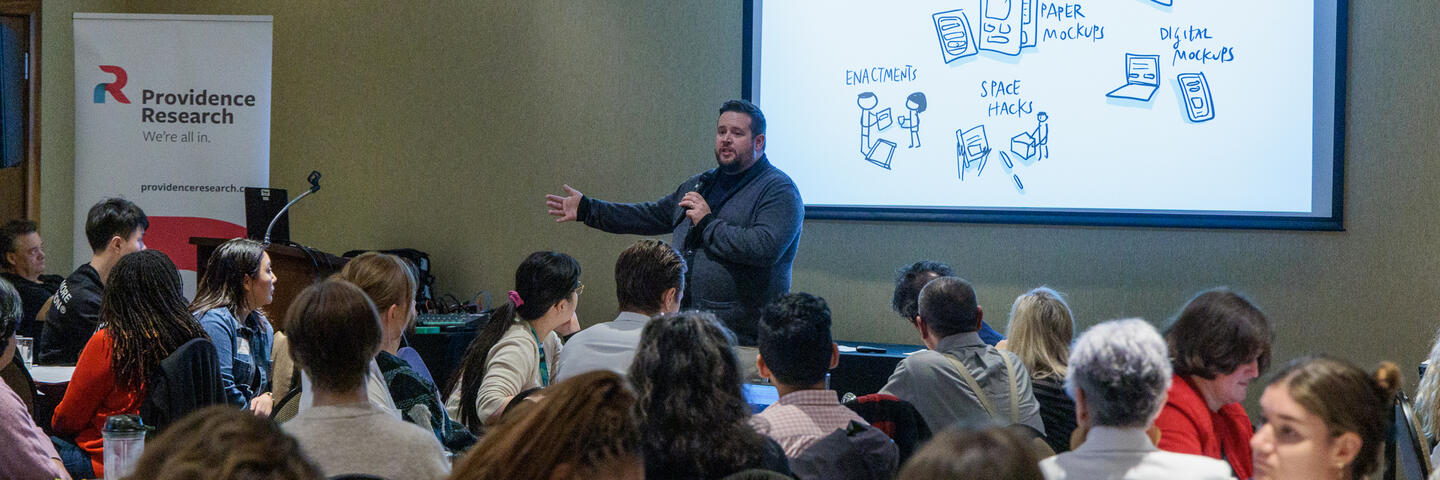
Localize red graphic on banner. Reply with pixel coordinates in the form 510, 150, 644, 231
145, 216, 246, 271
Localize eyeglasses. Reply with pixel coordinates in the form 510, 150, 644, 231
573, 282, 585, 296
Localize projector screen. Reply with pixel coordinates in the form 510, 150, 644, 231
744, 0, 1346, 230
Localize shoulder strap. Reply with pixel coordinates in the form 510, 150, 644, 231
1000, 351, 1020, 424
944, 353, 1000, 420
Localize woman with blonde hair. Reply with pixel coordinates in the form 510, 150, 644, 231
1001, 286, 1077, 453
337, 251, 475, 451
1410, 326, 1440, 464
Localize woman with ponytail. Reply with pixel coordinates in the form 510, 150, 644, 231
1250, 356, 1401, 480
444, 251, 582, 431
51, 250, 209, 478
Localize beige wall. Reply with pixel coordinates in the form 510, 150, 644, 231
37, 2, 1440, 398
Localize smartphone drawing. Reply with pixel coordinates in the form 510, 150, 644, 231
1177, 73, 1215, 122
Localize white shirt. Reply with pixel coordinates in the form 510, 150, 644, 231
553, 311, 650, 383
1039, 426, 1235, 480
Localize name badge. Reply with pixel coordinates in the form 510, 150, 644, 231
237, 337, 251, 356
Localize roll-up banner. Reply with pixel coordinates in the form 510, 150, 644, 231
73, 13, 271, 294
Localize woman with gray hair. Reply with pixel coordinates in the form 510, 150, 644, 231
1038, 319, 1234, 480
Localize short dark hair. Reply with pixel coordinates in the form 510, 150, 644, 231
85, 198, 148, 252
919, 277, 979, 337
758, 292, 833, 387
1165, 288, 1273, 379
719, 99, 766, 137
285, 280, 383, 393
893, 261, 954, 321
0, 219, 37, 269
615, 239, 686, 314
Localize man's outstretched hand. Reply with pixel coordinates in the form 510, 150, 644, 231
546, 184, 583, 223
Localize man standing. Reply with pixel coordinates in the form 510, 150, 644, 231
37, 198, 148, 365
552, 239, 685, 383
0, 220, 64, 338
881, 276, 1044, 434
545, 99, 803, 346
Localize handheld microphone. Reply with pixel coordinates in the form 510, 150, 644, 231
675, 170, 717, 227
264, 170, 322, 245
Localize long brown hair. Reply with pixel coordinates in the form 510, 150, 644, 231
451, 370, 641, 479
102, 250, 209, 392
190, 238, 268, 319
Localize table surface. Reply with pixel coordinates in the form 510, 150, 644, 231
29, 365, 75, 384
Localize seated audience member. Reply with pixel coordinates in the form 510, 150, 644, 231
1251, 356, 1400, 480
38, 198, 148, 365
999, 286, 1078, 453
52, 250, 209, 479
0, 220, 63, 338
880, 276, 1044, 433
0, 279, 71, 480
1155, 288, 1273, 478
1039, 319, 1233, 480
445, 251, 582, 431
282, 280, 449, 480
892, 261, 1004, 346
630, 312, 791, 478
897, 427, 1043, 480
128, 405, 323, 480
271, 332, 397, 419
451, 370, 643, 480
337, 251, 474, 451
554, 239, 684, 383
1414, 327, 1440, 465
750, 293, 881, 457
190, 238, 278, 415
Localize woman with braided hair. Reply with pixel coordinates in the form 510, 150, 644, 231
51, 250, 209, 478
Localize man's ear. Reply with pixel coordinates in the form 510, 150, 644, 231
975, 306, 984, 330
756, 353, 773, 381
662, 287, 681, 312
2, 251, 16, 268
108, 235, 124, 253
754, 133, 766, 154
829, 343, 840, 370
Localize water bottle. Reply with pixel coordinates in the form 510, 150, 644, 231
102, 414, 147, 480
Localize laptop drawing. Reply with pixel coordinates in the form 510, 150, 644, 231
1106, 53, 1161, 102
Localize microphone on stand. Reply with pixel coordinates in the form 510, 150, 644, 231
264, 170, 321, 245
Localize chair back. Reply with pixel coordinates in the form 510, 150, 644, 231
140, 337, 226, 433
271, 385, 303, 423
843, 393, 932, 465
0, 359, 36, 415
1394, 390, 1432, 480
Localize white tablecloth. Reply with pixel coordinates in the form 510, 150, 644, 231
29, 365, 75, 384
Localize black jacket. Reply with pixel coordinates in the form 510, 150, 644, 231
0, 271, 62, 338
37, 263, 104, 365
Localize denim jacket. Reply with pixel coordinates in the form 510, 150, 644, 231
197, 307, 274, 406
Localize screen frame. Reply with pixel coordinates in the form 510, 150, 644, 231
741, 0, 1348, 231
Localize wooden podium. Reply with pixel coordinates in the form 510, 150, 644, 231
190, 237, 348, 331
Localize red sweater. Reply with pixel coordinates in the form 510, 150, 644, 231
51, 329, 144, 477
1154, 374, 1254, 479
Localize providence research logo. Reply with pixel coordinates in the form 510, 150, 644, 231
93, 65, 131, 104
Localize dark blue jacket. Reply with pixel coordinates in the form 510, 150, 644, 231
580, 156, 803, 345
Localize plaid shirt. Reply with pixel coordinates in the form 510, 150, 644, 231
375, 351, 477, 452
749, 389, 867, 457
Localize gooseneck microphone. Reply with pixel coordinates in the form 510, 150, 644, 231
264, 170, 321, 245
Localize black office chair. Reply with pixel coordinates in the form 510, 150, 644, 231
1391, 390, 1431, 480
